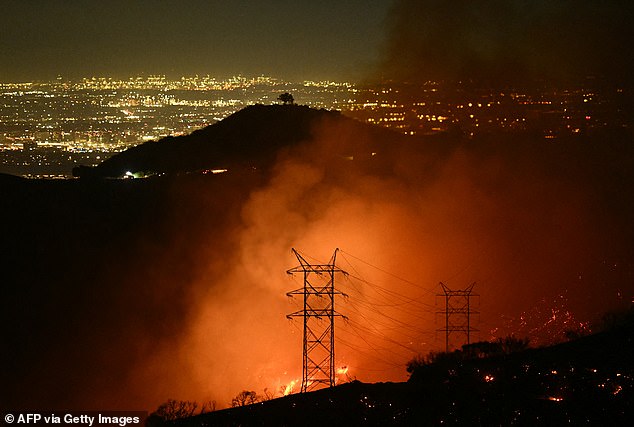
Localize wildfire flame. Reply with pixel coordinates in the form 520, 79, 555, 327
283, 379, 298, 396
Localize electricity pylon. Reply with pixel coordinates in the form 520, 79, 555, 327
286, 248, 347, 392
437, 282, 478, 352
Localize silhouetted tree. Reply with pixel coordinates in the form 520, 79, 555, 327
499, 335, 530, 354
231, 390, 260, 407
147, 398, 216, 426
200, 400, 217, 413
406, 350, 461, 374
261, 388, 276, 401
462, 336, 530, 358
462, 341, 500, 358
152, 399, 198, 421
278, 92, 294, 105
601, 306, 634, 331
408, 335, 531, 376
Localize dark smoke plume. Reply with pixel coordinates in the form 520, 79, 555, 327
380, 0, 634, 84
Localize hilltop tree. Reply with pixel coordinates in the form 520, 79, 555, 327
278, 92, 294, 105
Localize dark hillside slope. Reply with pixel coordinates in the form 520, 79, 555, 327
0, 172, 253, 410
167, 318, 633, 426
74, 104, 406, 178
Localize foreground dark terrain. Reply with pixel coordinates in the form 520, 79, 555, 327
161, 316, 634, 425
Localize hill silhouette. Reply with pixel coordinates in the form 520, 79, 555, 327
73, 104, 407, 178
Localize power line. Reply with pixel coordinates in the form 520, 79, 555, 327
339, 250, 437, 297
338, 252, 436, 311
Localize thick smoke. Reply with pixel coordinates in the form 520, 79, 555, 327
3, 111, 632, 411
379, 0, 634, 83
115, 116, 632, 409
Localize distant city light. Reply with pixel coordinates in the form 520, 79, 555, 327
0, 74, 628, 178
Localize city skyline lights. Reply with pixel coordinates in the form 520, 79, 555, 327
1, 74, 630, 178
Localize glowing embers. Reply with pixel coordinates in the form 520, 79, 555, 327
497, 293, 591, 347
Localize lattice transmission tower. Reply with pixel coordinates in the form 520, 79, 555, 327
286, 248, 348, 392
437, 282, 479, 351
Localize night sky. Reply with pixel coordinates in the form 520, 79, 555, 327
0, 0, 391, 82
2, 1, 633, 83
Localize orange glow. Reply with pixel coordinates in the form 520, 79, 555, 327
135, 120, 622, 409
46, 109, 631, 412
